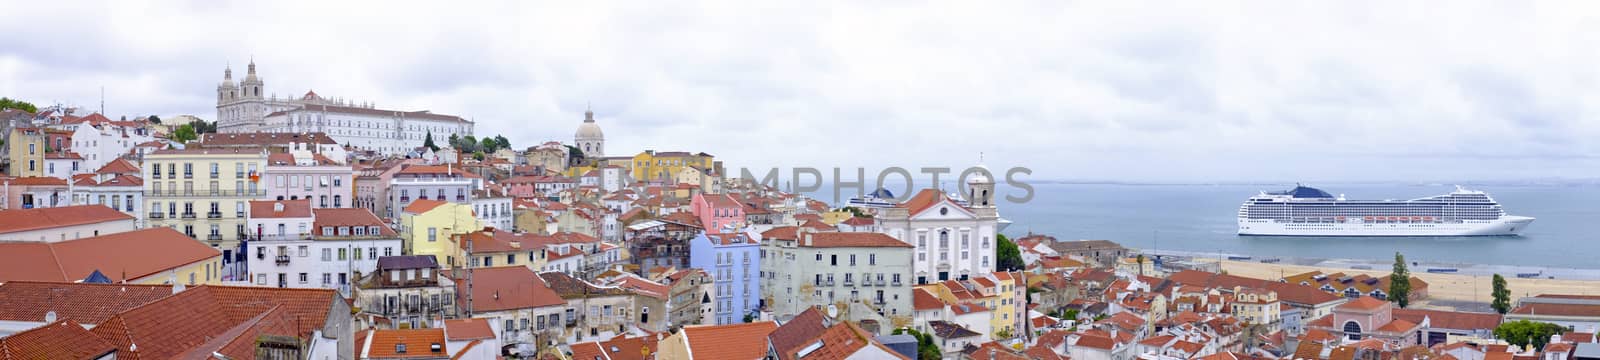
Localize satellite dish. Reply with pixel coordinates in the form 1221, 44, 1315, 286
826, 304, 838, 318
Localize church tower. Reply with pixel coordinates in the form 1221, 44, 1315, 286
240, 60, 264, 99
574, 106, 605, 158
966, 164, 996, 207
216, 66, 238, 104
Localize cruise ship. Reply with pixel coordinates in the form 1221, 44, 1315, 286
1237, 185, 1534, 236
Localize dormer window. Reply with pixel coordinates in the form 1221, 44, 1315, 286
339, 227, 351, 236
322, 227, 334, 236
369, 226, 381, 235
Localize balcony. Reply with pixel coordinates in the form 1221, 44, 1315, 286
210, 172, 219, 179
824, 280, 834, 286
149, 212, 164, 219
843, 279, 853, 286
207, 211, 222, 219
275, 255, 291, 265
892, 281, 902, 287
183, 172, 193, 179
207, 234, 223, 241
181, 212, 197, 219
236, 211, 246, 218
876, 278, 887, 286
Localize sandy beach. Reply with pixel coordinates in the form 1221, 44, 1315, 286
1213, 259, 1600, 309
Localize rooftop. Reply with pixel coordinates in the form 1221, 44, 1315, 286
0, 281, 174, 325
680, 321, 780, 360
0, 205, 134, 235
0, 228, 221, 282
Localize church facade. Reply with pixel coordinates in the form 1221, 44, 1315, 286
876, 173, 1001, 284
214, 62, 473, 155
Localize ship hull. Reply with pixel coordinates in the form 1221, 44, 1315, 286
1238, 216, 1534, 236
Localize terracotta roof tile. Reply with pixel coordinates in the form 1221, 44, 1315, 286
0, 227, 220, 282
680, 321, 779, 360
95, 158, 141, 174
0, 205, 133, 235
358, 328, 448, 359
913, 288, 944, 310
801, 232, 911, 248
454, 266, 565, 312
1392, 309, 1501, 332
91, 285, 338, 360
443, 318, 495, 341
249, 199, 312, 219
769, 307, 829, 360
0, 281, 173, 325
1340, 296, 1390, 311
403, 199, 450, 214
312, 208, 396, 236
0, 319, 116, 359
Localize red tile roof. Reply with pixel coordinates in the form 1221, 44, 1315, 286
357, 328, 448, 359
802, 232, 912, 248
570, 334, 657, 360
249, 199, 312, 219
0, 227, 221, 282
0, 319, 116, 359
95, 158, 141, 174
789, 322, 902, 360
1074, 333, 1117, 350
1510, 302, 1600, 317
90, 285, 339, 360
93, 174, 143, 187
769, 307, 829, 360
403, 199, 450, 214
312, 208, 396, 236
679, 321, 779, 360
913, 288, 944, 310
1340, 296, 1390, 311
1392, 309, 1501, 332
0, 205, 133, 235
443, 318, 495, 341
0, 281, 174, 325
454, 266, 565, 312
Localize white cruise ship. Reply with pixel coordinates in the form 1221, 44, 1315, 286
1237, 185, 1534, 236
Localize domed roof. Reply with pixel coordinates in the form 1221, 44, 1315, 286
575, 108, 603, 139
218, 67, 235, 88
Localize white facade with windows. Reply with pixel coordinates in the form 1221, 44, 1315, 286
876, 174, 1001, 284
759, 231, 915, 322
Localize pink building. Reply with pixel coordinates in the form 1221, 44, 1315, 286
263, 152, 353, 208
690, 193, 743, 234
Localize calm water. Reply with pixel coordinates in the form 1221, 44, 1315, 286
994, 183, 1600, 269
801, 182, 1600, 269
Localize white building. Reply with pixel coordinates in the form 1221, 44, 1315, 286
73, 175, 143, 225
214, 61, 473, 155
473, 188, 514, 231
246, 200, 401, 298
69, 119, 154, 171
759, 228, 916, 322
876, 173, 1001, 284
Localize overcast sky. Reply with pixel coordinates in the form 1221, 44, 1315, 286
2, 1, 1598, 183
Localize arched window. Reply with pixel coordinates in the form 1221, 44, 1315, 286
1343, 321, 1362, 340
939, 230, 949, 249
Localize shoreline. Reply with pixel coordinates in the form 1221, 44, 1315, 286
1141, 249, 1600, 281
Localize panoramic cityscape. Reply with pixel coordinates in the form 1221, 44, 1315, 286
2, 2, 1600, 360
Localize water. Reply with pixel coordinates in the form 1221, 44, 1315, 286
988, 183, 1600, 269
798, 181, 1600, 269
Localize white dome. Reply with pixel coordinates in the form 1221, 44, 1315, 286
967, 164, 993, 184
575, 109, 603, 140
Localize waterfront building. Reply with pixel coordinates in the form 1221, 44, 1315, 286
687, 228, 761, 324
1230, 286, 1282, 332
1282, 270, 1430, 303
215, 61, 473, 155
1505, 294, 1600, 332
1306, 297, 1422, 348
143, 147, 268, 266
877, 173, 1000, 284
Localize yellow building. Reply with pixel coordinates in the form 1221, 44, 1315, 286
630, 150, 712, 183
6, 127, 46, 177
399, 199, 482, 269
819, 210, 853, 226
1231, 286, 1281, 331
144, 147, 268, 263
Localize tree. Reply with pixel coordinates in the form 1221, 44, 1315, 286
480, 137, 497, 153
147, 115, 161, 124
0, 97, 38, 113
1390, 252, 1412, 308
473, 151, 486, 161
996, 234, 1024, 271
422, 130, 439, 151
1491, 274, 1512, 314
566, 145, 585, 160
1136, 254, 1147, 276
494, 135, 510, 151
1494, 320, 1566, 350
171, 124, 198, 143
448, 134, 461, 149
461, 135, 479, 153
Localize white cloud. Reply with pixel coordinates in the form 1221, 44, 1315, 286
3, 1, 1599, 182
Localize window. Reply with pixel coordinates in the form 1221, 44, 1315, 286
322, 273, 331, 284
869, 254, 876, 265
939, 231, 949, 248
299, 246, 309, 257
338, 248, 346, 260
322, 248, 332, 261
298, 273, 308, 284
428, 228, 437, 242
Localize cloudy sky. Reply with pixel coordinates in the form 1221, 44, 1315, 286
2, 1, 1598, 183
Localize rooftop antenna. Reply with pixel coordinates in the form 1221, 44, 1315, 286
99, 86, 105, 115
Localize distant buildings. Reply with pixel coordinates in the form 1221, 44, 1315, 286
214, 61, 473, 155
759, 227, 916, 323
1505, 294, 1600, 332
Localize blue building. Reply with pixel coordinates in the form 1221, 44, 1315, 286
688, 229, 762, 324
